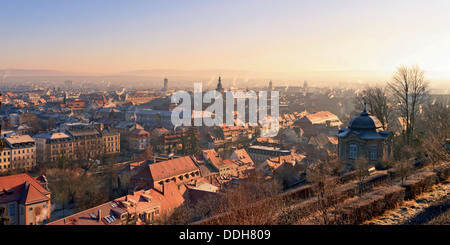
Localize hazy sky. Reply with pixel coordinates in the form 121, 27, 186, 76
1, 0, 450, 75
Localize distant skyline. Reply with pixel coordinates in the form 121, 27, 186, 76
1, 0, 450, 78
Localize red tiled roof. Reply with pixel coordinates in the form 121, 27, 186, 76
48, 182, 185, 225
230, 149, 254, 166
264, 153, 306, 170
298, 111, 339, 124
133, 156, 199, 182
202, 149, 219, 160
0, 173, 50, 205
222, 159, 237, 169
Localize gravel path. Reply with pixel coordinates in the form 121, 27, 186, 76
362, 181, 450, 225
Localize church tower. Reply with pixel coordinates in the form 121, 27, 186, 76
216, 76, 224, 92
162, 77, 168, 91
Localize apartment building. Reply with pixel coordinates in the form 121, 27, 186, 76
33, 132, 73, 165
101, 128, 120, 155
2, 135, 36, 172
128, 128, 151, 152
0, 147, 11, 172
33, 123, 120, 165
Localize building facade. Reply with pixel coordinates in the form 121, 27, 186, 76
2, 135, 36, 172
337, 107, 392, 169
33, 123, 120, 166
128, 129, 151, 152
247, 145, 292, 163
33, 132, 73, 165
0, 173, 51, 225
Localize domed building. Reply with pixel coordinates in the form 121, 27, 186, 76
337, 103, 392, 168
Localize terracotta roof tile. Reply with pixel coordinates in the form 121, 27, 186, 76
0, 173, 50, 205
133, 156, 199, 182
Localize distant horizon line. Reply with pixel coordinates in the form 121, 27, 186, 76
2, 68, 450, 84
2, 67, 450, 76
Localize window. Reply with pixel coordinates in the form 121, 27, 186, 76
370, 146, 377, 160
9, 203, 16, 216
349, 144, 357, 159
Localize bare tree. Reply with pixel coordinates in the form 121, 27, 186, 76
306, 158, 342, 224
73, 139, 104, 171
418, 98, 450, 168
421, 98, 450, 139
214, 174, 285, 225
353, 157, 369, 197
134, 144, 154, 162
395, 160, 413, 185
388, 64, 429, 145
354, 84, 392, 130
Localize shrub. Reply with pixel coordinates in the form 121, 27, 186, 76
401, 170, 438, 200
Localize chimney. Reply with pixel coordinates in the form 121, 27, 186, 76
98, 209, 102, 222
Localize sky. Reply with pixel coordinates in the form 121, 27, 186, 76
1, 0, 450, 76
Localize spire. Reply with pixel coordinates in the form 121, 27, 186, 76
361, 101, 369, 116
216, 76, 223, 92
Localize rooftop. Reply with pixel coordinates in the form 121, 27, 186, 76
33, 131, 71, 140
248, 145, 291, 153
48, 182, 184, 225
132, 156, 199, 182
0, 173, 50, 205
4, 135, 35, 145
337, 107, 389, 140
